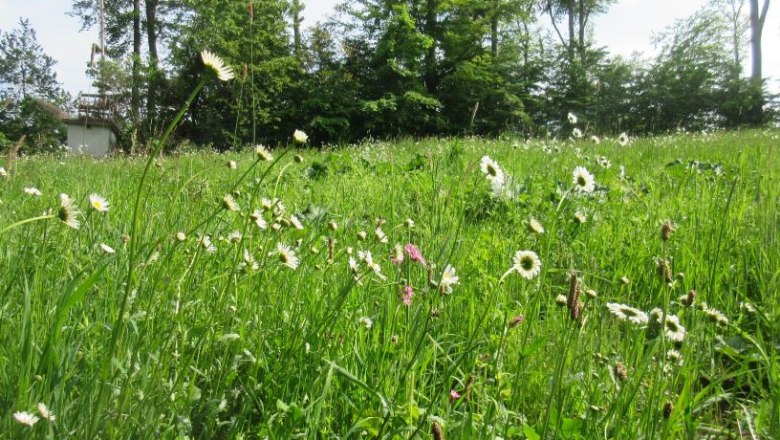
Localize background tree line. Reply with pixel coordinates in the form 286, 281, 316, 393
0, 0, 775, 152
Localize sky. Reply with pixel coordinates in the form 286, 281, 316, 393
1, 0, 778, 97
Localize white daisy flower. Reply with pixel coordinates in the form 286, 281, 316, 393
37, 403, 55, 422
222, 194, 240, 212
293, 129, 308, 144
255, 145, 273, 161
198, 235, 217, 253
251, 210, 268, 230
528, 217, 544, 234
13, 411, 39, 426
501, 250, 541, 281
618, 132, 630, 146
200, 49, 235, 81
572, 128, 583, 139
567, 112, 578, 124
276, 243, 299, 270
572, 166, 595, 193
573, 211, 587, 224
290, 215, 304, 230
99, 243, 116, 254
176, 231, 187, 242
479, 156, 505, 187
58, 193, 81, 229
227, 230, 242, 243
606, 303, 648, 325
439, 264, 459, 294
359, 316, 373, 329
24, 187, 42, 197
89, 193, 110, 212
374, 226, 388, 243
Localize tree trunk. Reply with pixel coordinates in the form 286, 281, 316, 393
566, 0, 575, 62
291, 0, 303, 58
131, 0, 141, 149
749, 0, 769, 81
490, 0, 499, 59
577, 0, 586, 64
749, 0, 769, 120
146, 0, 159, 133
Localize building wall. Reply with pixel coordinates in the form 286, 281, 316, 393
66, 124, 116, 157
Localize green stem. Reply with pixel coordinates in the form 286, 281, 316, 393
89, 76, 208, 439
0, 214, 54, 235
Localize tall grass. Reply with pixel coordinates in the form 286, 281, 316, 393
1, 130, 778, 439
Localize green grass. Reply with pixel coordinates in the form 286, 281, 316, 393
1, 130, 778, 439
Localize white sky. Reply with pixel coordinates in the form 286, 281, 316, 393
0, 0, 778, 96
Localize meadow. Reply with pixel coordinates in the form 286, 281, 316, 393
0, 130, 778, 439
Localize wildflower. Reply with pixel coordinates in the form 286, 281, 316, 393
276, 243, 299, 270
219, 333, 240, 342
0, 167, 7, 178
703, 306, 728, 326
87, 193, 110, 212
356, 230, 367, 241
348, 256, 360, 274
620, 275, 630, 285
176, 231, 187, 241
572, 166, 595, 193
58, 193, 81, 229
227, 160, 237, 169
359, 250, 386, 280
222, 194, 240, 212
567, 112, 578, 124
404, 243, 427, 266
255, 145, 273, 161
501, 250, 541, 281
359, 316, 373, 329
679, 289, 696, 306
374, 226, 388, 243
479, 156, 505, 187
649, 308, 686, 342
590, 135, 600, 144
439, 265, 459, 294
99, 243, 116, 254
618, 132, 630, 146
13, 411, 39, 426
528, 218, 544, 234
24, 187, 42, 197
293, 129, 308, 144
573, 211, 587, 224
449, 389, 461, 401
294, 154, 304, 163
250, 210, 268, 230
198, 235, 217, 253
572, 128, 583, 139
391, 244, 404, 265
328, 221, 338, 231
227, 230, 242, 243
405, 218, 415, 228
37, 403, 55, 422
401, 285, 414, 307
606, 303, 648, 325
201, 49, 235, 81
508, 314, 524, 328
555, 294, 568, 306
290, 215, 304, 230
666, 349, 683, 366
242, 249, 259, 271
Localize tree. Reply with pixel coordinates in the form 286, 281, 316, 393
0, 19, 67, 103
0, 18, 69, 151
